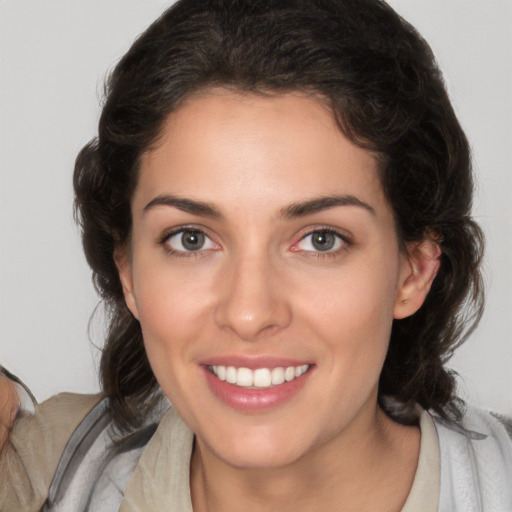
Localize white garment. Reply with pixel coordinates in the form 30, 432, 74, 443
435, 408, 512, 511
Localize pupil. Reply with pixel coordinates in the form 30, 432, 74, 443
182, 231, 204, 251
312, 231, 335, 251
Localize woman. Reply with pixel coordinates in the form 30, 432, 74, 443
1, 0, 511, 510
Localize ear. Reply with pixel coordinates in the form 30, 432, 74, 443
393, 239, 441, 320
114, 246, 140, 320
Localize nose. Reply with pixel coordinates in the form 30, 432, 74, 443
214, 250, 292, 341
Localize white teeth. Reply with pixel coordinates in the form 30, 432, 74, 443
237, 367, 253, 387
285, 366, 295, 382
271, 367, 285, 385
210, 364, 310, 389
226, 366, 237, 384
216, 365, 226, 381
295, 364, 308, 377
253, 368, 271, 388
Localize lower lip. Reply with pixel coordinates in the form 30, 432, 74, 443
202, 366, 312, 412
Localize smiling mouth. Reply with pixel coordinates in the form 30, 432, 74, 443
207, 364, 310, 389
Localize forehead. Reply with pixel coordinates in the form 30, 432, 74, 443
136, 90, 386, 215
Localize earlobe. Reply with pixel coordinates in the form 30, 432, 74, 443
114, 246, 140, 320
393, 239, 441, 320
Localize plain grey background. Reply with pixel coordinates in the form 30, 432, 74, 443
1, 0, 511, 414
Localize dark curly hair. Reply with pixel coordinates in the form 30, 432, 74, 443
74, 0, 484, 430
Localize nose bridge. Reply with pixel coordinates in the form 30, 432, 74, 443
215, 242, 291, 341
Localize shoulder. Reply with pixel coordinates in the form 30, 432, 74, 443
433, 405, 512, 511
45, 394, 171, 511
118, 406, 194, 511
0, 392, 102, 512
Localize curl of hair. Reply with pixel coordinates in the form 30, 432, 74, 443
74, 0, 484, 430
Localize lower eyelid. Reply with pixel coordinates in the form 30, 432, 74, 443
159, 227, 218, 253
158, 227, 350, 256
293, 230, 349, 253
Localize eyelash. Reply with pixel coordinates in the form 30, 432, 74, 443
158, 226, 218, 258
158, 226, 352, 259
292, 227, 351, 259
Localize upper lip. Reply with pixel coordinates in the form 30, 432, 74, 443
200, 355, 313, 369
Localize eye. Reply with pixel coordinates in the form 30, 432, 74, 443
294, 229, 347, 253
163, 228, 217, 253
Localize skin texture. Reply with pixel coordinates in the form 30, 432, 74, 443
0, 374, 19, 451
117, 90, 441, 511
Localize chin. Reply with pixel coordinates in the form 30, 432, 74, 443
198, 421, 315, 470
213, 444, 304, 470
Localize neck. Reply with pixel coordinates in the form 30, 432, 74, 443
190, 405, 420, 512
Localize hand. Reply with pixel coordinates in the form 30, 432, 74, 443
0, 371, 19, 451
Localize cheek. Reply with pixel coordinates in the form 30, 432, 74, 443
132, 263, 211, 367
134, 272, 212, 415
294, 254, 399, 371
296, 272, 396, 425
134, 253, 213, 323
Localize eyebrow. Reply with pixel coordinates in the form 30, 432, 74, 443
144, 194, 222, 218
280, 195, 375, 218
143, 193, 375, 219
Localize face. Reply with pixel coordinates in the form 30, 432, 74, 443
118, 90, 435, 469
